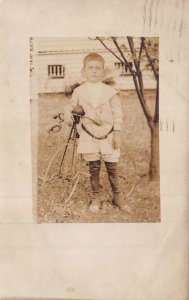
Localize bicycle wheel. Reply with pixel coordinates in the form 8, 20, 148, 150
37, 127, 81, 220
99, 150, 137, 200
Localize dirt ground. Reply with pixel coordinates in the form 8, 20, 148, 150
35, 90, 160, 223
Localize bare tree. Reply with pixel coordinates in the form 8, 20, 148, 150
96, 36, 159, 181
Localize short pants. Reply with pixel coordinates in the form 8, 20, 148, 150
83, 152, 120, 162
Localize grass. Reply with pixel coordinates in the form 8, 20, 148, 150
35, 90, 160, 223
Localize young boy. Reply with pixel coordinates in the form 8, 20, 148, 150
64, 52, 129, 213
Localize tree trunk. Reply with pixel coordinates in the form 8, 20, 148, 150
149, 122, 159, 181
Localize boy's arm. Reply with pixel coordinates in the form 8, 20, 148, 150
63, 90, 79, 125
109, 93, 123, 131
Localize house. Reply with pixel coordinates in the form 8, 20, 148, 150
31, 37, 157, 94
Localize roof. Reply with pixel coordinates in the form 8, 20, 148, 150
34, 37, 141, 54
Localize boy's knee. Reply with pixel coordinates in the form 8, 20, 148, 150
105, 161, 117, 171
89, 160, 101, 175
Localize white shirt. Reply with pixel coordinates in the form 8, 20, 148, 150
86, 82, 103, 108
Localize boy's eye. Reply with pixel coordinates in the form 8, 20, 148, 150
88, 66, 101, 70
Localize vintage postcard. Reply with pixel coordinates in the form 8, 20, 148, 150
0, 0, 188, 299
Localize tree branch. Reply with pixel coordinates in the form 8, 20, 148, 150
127, 37, 145, 100
127, 37, 139, 69
96, 37, 125, 65
132, 74, 153, 124
96, 36, 153, 124
112, 37, 153, 122
143, 38, 158, 80
138, 37, 144, 69
111, 37, 136, 75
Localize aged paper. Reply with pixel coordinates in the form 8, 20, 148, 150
0, 0, 189, 299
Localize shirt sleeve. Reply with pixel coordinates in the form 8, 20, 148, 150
109, 93, 123, 131
63, 90, 79, 114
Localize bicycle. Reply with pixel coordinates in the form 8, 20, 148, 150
38, 109, 137, 216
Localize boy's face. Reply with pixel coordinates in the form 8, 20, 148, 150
83, 60, 104, 83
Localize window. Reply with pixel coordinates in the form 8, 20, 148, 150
114, 61, 133, 76
48, 65, 65, 78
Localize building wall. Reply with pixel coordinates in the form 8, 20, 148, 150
32, 38, 157, 94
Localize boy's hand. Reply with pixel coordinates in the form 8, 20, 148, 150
112, 130, 121, 149
64, 111, 73, 126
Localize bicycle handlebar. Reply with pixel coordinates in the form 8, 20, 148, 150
53, 112, 101, 126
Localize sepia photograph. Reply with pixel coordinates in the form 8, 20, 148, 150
31, 36, 160, 223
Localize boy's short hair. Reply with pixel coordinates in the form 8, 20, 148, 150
83, 52, 105, 67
